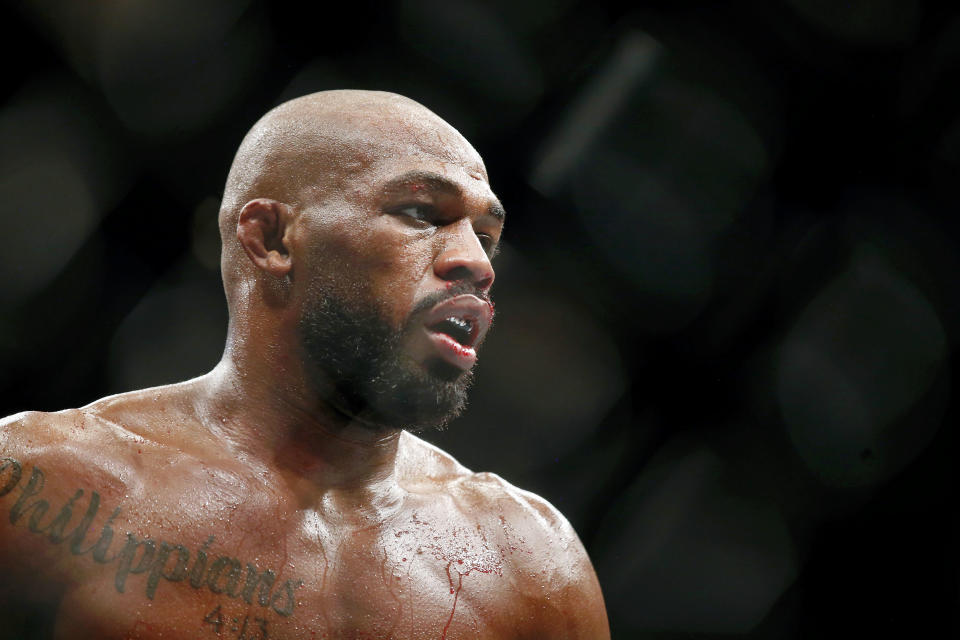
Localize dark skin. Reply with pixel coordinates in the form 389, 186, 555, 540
0, 91, 610, 639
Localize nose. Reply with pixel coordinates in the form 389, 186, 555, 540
433, 220, 495, 292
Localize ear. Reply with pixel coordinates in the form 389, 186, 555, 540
236, 198, 294, 278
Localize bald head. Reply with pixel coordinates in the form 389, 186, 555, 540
218, 90, 485, 311
220, 90, 478, 230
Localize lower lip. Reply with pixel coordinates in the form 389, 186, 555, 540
424, 329, 477, 370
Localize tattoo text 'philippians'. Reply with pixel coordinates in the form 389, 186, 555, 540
0, 457, 303, 616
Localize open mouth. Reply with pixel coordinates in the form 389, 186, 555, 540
419, 294, 493, 370
427, 316, 478, 347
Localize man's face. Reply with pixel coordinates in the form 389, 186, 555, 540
294, 121, 505, 432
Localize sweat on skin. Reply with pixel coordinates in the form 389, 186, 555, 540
0, 90, 610, 639
0, 456, 301, 615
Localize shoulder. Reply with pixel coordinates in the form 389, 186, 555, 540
1, 387, 174, 449
397, 432, 581, 550
0, 386, 193, 499
398, 432, 610, 638
1, 406, 130, 455
459, 471, 610, 637
1, 408, 85, 445
0, 407, 143, 582
1, 405, 145, 500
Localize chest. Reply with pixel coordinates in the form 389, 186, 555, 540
50, 508, 525, 640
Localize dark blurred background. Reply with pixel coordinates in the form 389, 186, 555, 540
1, 0, 957, 637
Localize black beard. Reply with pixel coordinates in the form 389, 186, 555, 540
298, 285, 477, 433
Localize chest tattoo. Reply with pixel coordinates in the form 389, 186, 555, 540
0, 457, 304, 617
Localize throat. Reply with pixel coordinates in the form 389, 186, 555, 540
273, 424, 403, 486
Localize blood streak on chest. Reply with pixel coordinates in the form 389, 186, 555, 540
394, 513, 505, 639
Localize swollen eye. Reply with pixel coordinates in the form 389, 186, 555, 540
476, 233, 498, 258
397, 205, 431, 222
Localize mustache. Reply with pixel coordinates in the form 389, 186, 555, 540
408, 282, 493, 320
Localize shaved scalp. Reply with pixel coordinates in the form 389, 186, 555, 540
218, 90, 480, 313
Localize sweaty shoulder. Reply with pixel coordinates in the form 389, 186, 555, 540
1, 405, 142, 505
396, 431, 576, 541
0, 406, 149, 590
0, 385, 207, 503
397, 432, 611, 639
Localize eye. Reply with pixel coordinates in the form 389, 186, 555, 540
392, 204, 435, 225
477, 232, 499, 258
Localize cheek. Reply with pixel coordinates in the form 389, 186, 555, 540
303, 218, 436, 324
364, 231, 436, 325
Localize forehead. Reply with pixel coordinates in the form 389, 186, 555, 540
339, 113, 493, 200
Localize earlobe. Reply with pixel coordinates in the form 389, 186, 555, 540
236, 198, 294, 278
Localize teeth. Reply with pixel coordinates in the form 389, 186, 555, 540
432, 316, 474, 345
447, 317, 471, 331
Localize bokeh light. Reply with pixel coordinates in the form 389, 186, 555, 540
596, 442, 797, 634
0, 79, 124, 306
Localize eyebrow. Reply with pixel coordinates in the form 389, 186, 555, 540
381, 170, 506, 222
487, 201, 506, 223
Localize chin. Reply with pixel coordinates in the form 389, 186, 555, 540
424, 357, 471, 383
352, 362, 474, 434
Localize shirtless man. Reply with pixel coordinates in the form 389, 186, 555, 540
0, 91, 609, 639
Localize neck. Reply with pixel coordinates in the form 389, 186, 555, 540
197, 355, 405, 517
